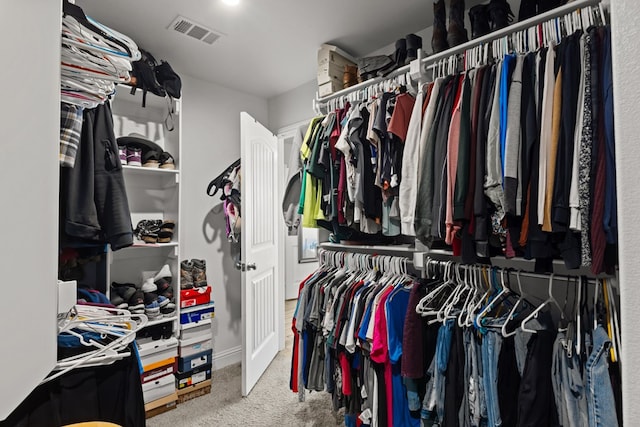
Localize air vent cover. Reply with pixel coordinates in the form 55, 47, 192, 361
168, 16, 223, 45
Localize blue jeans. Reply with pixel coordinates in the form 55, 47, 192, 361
481, 331, 502, 427
552, 331, 588, 427
586, 326, 619, 427
421, 320, 454, 425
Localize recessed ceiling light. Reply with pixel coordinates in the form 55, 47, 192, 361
222, 0, 240, 6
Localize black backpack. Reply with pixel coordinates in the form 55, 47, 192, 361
155, 60, 182, 100
130, 48, 166, 107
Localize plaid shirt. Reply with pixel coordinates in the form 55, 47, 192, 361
59, 102, 84, 167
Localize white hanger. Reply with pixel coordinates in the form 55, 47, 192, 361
520, 274, 563, 333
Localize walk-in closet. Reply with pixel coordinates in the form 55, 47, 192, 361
1, 0, 639, 426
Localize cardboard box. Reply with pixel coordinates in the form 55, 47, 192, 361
179, 333, 213, 358
180, 303, 215, 325
177, 349, 213, 372
175, 363, 212, 389
177, 379, 212, 403
138, 336, 178, 370
145, 392, 178, 419
179, 320, 212, 340
317, 44, 356, 67
318, 80, 343, 97
317, 61, 347, 85
141, 358, 176, 382
180, 286, 212, 309
142, 373, 175, 404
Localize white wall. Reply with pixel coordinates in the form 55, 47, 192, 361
181, 75, 269, 369
609, 1, 640, 425
0, 2, 60, 421
268, 80, 318, 132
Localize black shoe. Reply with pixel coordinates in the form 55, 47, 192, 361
488, 0, 515, 31
469, 4, 491, 39
406, 34, 423, 62
432, 0, 449, 53
518, 0, 538, 21
142, 150, 160, 168
448, 0, 469, 48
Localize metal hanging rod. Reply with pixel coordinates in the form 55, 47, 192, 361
315, 0, 602, 108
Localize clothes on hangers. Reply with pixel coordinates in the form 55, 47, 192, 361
291, 251, 621, 427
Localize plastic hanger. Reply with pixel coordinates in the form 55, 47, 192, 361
520, 274, 562, 333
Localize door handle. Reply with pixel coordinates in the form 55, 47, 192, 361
235, 261, 257, 272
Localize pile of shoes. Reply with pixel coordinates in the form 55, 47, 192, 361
134, 219, 175, 244
109, 263, 177, 320
356, 33, 423, 82
116, 133, 176, 170
180, 259, 208, 289
118, 144, 175, 169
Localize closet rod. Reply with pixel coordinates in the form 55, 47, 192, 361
316, 0, 601, 106
418, 0, 602, 70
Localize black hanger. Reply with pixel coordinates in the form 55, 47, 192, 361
206, 159, 241, 197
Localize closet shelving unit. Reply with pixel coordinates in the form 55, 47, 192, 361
109, 85, 183, 415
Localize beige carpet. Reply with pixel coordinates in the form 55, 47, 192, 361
148, 301, 343, 427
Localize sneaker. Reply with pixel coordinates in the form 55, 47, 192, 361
128, 290, 145, 313
134, 219, 161, 244
180, 260, 194, 289
192, 259, 208, 288
154, 264, 173, 282
161, 287, 174, 302
160, 301, 176, 317
141, 277, 157, 293
157, 295, 170, 309
142, 150, 160, 168
160, 323, 173, 340
144, 293, 160, 318
109, 293, 128, 310
118, 145, 128, 165
159, 152, 176, 170
111, 282, 136, 301
127, 146, 142, 167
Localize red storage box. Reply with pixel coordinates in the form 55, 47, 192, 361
180, 286, 211, 309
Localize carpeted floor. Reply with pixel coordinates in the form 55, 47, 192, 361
147, 301, 343, 427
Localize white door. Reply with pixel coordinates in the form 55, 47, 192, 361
240, 112, 281, 396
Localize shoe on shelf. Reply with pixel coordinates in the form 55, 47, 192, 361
160, 302, 176, 317
154, 264, 172, 281
469, 4, 491, 39
159, 152, 176, 170
157, 295, 170, 309
161, 287, 174, 302
144, 293, 161, 319
141, 277, 157, 293
110, 293, 128, 310
128, 290, 145, 313
158, 220, 175, 243
111, 282, 136, 301
191, 259, 208, 288
448, 0, 469, 48
134, 219, 161, 244
126, 146, 142, 167
160, 323, 173, 340
181, 260, 194, 289
405, 33, 423, 63
488, 0, 515, 31
118, 145, 128, 166
432, 0, 449, 54
142, 150, 160, 168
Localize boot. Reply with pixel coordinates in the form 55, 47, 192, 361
392, 38, 408, 68
469, 4, 491, 39
537, 0, 561, 14
518, 0, 537, 21
447, 0, 469, 48
180, 259, 194, 289
432, 0, 449, 53
488, 0, 515, 31
406, 33, 423, 62
191, 259, 208, 288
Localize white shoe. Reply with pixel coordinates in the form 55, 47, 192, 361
141, 277, 157, 293
154, 264, 172, 281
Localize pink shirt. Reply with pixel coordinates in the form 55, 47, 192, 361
446, 76, 465, 245
370, 286, 395, 427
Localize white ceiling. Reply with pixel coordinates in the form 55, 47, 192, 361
76, 0, 435, 99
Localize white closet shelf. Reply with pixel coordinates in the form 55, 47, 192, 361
129, 242, 179, 248
180, 302, 215, 315
143, 316, 178, 328
122, 165, 180, 175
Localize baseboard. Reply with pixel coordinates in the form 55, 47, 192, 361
213, 345, 241, 370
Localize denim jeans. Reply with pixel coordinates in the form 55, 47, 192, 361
552, 331, 588, 427
586, 326, 619, 427
481, 331, 502, 427
421, 320, 454, 425
460, 329, 487, 427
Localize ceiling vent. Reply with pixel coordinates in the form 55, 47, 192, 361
168, 16, 224, 45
